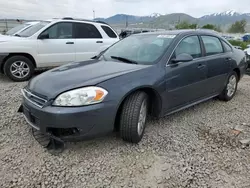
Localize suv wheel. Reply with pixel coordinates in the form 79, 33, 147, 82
4, 56, 35, 82
120, 91, 148, 143
218, 71, 238, 101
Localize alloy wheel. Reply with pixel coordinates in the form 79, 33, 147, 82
226, 74, 237, 97
10, 61, 30, 79
137, 99, 147, 136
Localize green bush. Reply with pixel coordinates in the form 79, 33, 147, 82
228, 40, 250, 50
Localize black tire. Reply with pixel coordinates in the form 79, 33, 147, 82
218, 71, 238, 101
3, 56, 35, 82
120, 91, 148, 143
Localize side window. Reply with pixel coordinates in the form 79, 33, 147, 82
74, 23, 102, 39
175, 36, 202, 59
101, 25, 117, 38
221, 40, 232, 52
201, 36, 223, 56
41, 22, 73, 39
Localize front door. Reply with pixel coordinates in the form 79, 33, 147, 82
164, 35, 208, 112
37, 22, 75, 67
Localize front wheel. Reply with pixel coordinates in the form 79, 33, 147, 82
120, 92, 148, 143
218, 71, 238, 101
3, 56, 34, 82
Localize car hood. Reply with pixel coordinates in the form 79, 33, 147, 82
28, 60, 150, 99
0, 35, 27, 42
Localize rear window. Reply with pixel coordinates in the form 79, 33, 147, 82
221, 40, 232, 52
201, 36, 223, 56
74, 23, 102, 39
101, 25, 117, 38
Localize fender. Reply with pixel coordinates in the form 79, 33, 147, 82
0, 53, 9, 73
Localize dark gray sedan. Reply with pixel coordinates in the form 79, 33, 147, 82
18, 30, 247, 146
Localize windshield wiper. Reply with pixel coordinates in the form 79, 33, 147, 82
110, 56, 138, 64
14, 34, 21, 37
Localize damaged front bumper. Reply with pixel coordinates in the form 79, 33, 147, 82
18, 105, 65, 152
18, 95, 116, 144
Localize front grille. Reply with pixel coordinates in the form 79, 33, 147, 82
21, 89, 48, 108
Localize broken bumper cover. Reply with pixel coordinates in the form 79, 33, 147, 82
18, 97, 117, 142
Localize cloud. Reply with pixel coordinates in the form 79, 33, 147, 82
0, 0, 249, 19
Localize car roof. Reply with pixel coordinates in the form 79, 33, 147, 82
136, 29, 221, 37
25, 21, 40, 25
49, 17, 110, 26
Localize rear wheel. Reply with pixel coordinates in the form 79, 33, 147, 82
120, 91, 148, 143
218, 71, 238, 101
3, 56, 34, 82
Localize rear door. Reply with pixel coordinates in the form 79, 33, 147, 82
99, 25, 119, 50
74, 22, 105, 61
164, 35, 208, 112
37, 22, 75, 67
200, 35, 231, 95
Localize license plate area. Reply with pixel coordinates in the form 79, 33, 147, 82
23, 105, 37, 125
23, 105, 31, 120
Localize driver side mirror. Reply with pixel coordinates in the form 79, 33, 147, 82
171, 53, 193, 64
38, 33, 49, 40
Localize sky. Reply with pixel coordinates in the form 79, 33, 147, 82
0, 0, 250, 19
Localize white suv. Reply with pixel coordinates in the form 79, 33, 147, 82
0, 18, 119, 81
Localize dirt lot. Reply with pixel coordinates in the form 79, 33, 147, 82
0, 73, 250, 188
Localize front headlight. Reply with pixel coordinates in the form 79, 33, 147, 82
53, 86, 108, 106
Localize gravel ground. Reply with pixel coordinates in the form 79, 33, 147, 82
0, 73, 250, 188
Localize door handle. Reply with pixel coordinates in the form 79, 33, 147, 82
96, 41, 103, 43
225, 57, 232, 62
66, 42, 74, 44
197, 64, 206, 69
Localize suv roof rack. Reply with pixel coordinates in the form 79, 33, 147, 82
62, 17, 74, 20
62, 17, 109, 25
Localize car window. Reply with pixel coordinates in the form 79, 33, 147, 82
221, 40, 232, 52
103, 34, 176, 65
6, 23, 30, 35
19, 21, 50, 37
175, 36, 202, 59
41, 22, 73, 39
201, 36, 223, 56
74, 23, 102, 39
101, 25, 117, 38
151, 38, 165, 46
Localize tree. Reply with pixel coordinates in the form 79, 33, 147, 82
202, 24, 222, 32
175, 21, 197, 29
189, 24, 198, 29
228, 19, 247, 33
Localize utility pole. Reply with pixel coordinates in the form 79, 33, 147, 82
93, 10, 95, 19
125, 16, 128, 28
5, 18, 8, 32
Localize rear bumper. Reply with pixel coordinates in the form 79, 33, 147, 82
19, 97, 117, 141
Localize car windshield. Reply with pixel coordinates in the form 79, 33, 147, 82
18, 21, 50, 37
6, 23, 30, 35
102, 34, 176, 65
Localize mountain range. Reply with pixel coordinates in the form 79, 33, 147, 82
95, 10, 250, 31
